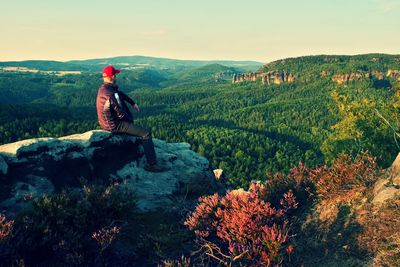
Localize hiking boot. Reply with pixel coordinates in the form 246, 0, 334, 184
144, 163, 164, 172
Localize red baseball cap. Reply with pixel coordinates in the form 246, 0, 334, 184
102, 65, 120, 77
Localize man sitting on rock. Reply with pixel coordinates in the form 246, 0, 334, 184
96, 65, 163, 172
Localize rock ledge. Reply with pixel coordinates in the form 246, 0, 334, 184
0, 130, 220, 214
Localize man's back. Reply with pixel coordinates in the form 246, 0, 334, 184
96, 83, 132, 131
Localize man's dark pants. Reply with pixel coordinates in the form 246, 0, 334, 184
113, 121, 157, 165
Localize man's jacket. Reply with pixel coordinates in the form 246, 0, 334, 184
96, 82, 135, 131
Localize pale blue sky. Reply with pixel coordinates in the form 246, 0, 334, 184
1, 0, 399, 63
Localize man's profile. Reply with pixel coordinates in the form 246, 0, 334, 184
96, 65, 163, 172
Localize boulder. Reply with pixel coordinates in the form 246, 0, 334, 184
390, 152, 400, 186
0, 130, 222, 215
372, 186, 400, 204
372, 154, 400, 205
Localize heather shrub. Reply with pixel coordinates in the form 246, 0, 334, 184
0, 183, 136, 266
310, 152, 381, 197
159, 255, 192, 267
267, 152, 381, 202
185, 182, 296, 266
0, 213, 14, 242
265, 162, 315, 209
92, 225, 121, 251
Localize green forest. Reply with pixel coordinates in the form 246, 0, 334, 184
1, 54, 399, 188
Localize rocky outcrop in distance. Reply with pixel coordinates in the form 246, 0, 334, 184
213, 70, 236, 82
323, 69, 400, 84
0, 130, 222, 216
232, 71, 295, 85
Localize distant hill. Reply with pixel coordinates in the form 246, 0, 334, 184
0, 60, 89, 71
260, 53, 400, 74
230, 53, 400, 85
0, 56, 263, 73
68, 55, 263, 72
176, 64, 239, 83
118, 68, 167, 88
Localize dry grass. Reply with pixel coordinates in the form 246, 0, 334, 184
356, 195, 400, 267
372, 233, 400, 267
295, 183, 399, 266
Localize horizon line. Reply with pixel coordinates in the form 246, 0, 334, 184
1, 52, 400, 64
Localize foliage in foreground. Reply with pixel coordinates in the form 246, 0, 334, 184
179, 152, 382, 266
184, 182, 297, 266
0, 183, 136, 267
0, 152, 388, 266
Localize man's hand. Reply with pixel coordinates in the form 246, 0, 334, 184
133, 103, 140, 112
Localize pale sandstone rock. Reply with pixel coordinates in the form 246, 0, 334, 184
0, 130, 222, 215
